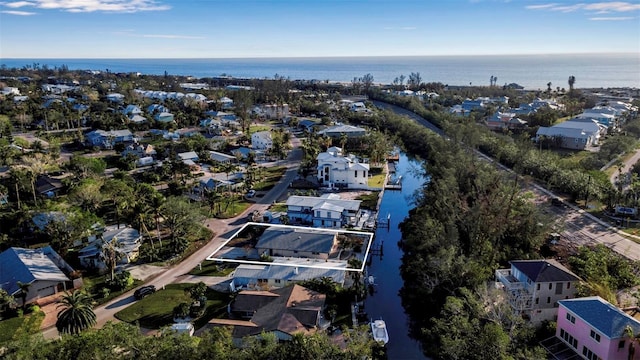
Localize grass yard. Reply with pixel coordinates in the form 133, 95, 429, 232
253, 166, 287, 191
367, 167, 386, 188
215, 201, 252, 219
83, 273, 143, 305
356, 191, 380, 210
114, 284, 230, 329
0, 311, 45, 344
188, 261, 237, 276
249, 125, 270, 135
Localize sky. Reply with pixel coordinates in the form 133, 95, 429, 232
0, 0, 639, 58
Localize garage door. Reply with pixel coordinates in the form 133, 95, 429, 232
38, 286, 56, 297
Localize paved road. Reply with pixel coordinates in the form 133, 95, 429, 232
42, 134, 303, 339
373, 100, 640, 262
609, 148, 640, 191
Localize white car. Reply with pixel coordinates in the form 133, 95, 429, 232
246, 190, 256, 198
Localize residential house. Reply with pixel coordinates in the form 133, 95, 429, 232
147, 104, 169, 114
106, 93, 125, 103
41, 84, 75, 94
122, 104, 142, 116
224, 284, 327, 342
255, 227, 337, 260
449, 105, 470, 117
78, 226, 142, 272
177, 151, 200, 169
297, 119, 318, 132
0, 246, 80, 305
35, 175, 64, 197
461, 98, 486, 112
261, 104, 290, 119
535, 120, 605, 150
121, 142, 156, 159
209, 151, 237, 164
218, 96, 234, 109
231, 264, 346, 290
85, 129, 134, 149
486, 111, 527, 130
1, 87, 20, 96
154, 112, 174, 123
549, 296, 640, 360
286, 194, 361, 228
495, 259, 581, 324
317, 146, 369, 189
318, 124, 367, 138
251, 131, 273, 150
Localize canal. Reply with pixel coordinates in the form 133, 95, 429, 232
364, 153, 429, 359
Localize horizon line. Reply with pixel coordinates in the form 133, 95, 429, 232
2, 51, 638, 61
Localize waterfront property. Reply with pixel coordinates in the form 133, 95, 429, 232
317, 124, 367, 138
317, 147, 369, 189
212, 284, 327, 343
495, 259, 581, 324
0, 246, 80, 306
545, 296, 640, 360
256, 227, 337, 260
286, 194, 362, 229
230, 263, 346, 290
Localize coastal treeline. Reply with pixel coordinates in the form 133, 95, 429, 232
358, 104, 550, 358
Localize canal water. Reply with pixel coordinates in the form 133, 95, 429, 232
364, 153, 428, 359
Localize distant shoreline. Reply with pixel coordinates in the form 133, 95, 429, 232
2, 54, 638, 90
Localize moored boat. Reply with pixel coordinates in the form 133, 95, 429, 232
370, 319, 389, 345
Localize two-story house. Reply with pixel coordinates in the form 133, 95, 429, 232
286, 194, 361, 228
316, 147, 369, 189
551, 296, 640, 360
251, 131, 273, 150
495, 259, 581, 324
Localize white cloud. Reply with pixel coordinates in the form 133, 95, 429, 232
589, 16, 635, 20
1, 9, 35, 14
526, 2, 640, 13
1, 0, 170, 13
113, 30, 204, 40
3, 1, 36, 8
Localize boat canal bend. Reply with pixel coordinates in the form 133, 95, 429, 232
364, 153, 429, 359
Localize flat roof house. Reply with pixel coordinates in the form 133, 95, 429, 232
286, 194, 362, 229
231, 264, 346, 290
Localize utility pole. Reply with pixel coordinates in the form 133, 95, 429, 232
585, 175, 591, 208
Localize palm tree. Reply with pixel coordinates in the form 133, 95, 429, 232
55, 290, 96, 335
16, 281, 31, 309
568, 75, 576, 92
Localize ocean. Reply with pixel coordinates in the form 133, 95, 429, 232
1, 53, 638, 90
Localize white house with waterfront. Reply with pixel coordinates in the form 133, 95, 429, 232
316, 146, 369, 189
286, 193, 362, 228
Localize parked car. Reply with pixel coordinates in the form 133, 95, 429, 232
246, 189, 256, 198
134, 285, 156, 300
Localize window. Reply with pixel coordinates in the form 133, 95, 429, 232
583, 346, 600, 360
547, 297, 551, 304
560, 328, 578, 349
619, 340, 626, 349
566, 313, 575, 323
590, 330, 601, 342
535, 298, 539, 305
549, 283, 553, 290
567, 282, 571, 289
537, 284, 540, 290
274, 279, 281, 284
354, 171, 357, 178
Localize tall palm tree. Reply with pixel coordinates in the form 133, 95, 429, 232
55, 290, 96, 335
568, 75, 576, 92
16, 281, 31, 309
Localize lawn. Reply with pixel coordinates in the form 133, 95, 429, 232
253, 166, 287, 191
0, 311, 45, 344
249, 125, 270, 135
83, 273, 143, 305
114, 284, 231, 329
356, 192, 380, 210
188, 261, 237, 276
368, 167, 386, 188
215, 201, 252, 219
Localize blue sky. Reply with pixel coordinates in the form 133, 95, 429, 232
0, 0, 639, 58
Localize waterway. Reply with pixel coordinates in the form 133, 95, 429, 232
364, 153, 428, 359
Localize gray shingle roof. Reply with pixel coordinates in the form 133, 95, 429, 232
510, 259, 581, 283
256, 228, 336, 254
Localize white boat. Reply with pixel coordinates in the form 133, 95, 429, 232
370, 319, 389, 344
367, 275, 375, 286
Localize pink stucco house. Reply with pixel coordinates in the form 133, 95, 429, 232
551, 296, 640, 360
